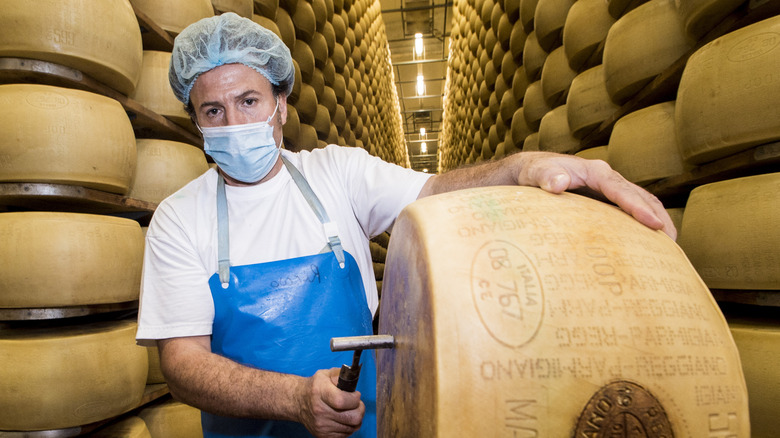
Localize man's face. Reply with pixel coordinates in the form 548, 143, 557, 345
189, 63, 287, 146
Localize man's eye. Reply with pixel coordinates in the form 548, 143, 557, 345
244, 98, 256, 106
207, 108, 219, 116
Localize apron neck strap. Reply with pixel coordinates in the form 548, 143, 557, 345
215, 155, 347, 286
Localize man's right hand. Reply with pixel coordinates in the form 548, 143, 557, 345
298, 368, 366, 438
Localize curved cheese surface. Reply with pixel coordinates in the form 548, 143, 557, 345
129, 139, 209, 204
139, 399, 203, 438
0, 320, 148, 431
0, 84, 136, 194
378, 185, 749, 437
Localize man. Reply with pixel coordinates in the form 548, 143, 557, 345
137, 13, 675, 438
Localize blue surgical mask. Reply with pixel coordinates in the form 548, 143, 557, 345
200, 101, 281, 183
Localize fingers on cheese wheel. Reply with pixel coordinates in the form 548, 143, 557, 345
130, 0, 214, 36
211, 0, 254, 18
0, 0, 143, 95
377, 186, 749, 437
0, 84, 136, 194
130, 51, 190, 127
0, 320, 148, 431
607, 101, 688, 186
91, 416, 152, 438
0, 212, 144, 308
566, 65, 620, 139
676, 16, 780, 165
129, 139, 209, 204
562, 0, 616, 72
678, 172, 780, 290
139, 399, 203, 438
603, 0, 694, 104
538, 104, 581, 154
729, 318, 780, 438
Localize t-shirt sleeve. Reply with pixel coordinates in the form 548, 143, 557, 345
324, 145, 432, 238
136, 205, 215, 346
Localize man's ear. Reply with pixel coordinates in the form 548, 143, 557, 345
278, 93, 288, 125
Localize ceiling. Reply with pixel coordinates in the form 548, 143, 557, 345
379, 0, 453, 173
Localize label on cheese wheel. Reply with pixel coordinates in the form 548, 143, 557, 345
378, 186, 749, 437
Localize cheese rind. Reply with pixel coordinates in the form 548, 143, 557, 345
129, 0, 214, 35
139, 399, 203, 438
129, 139, 209, 204
0, 84, 136, 194
0, 320, 148, 430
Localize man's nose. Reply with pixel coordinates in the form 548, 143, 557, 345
223, 108, 253, 126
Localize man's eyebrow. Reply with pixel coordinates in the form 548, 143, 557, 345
198, 90, 261, 110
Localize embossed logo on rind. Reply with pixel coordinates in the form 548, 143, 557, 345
471, 240, 544, 348
727, 32, 780, 62
26, 91, 69, 109
573, 381, 674, 438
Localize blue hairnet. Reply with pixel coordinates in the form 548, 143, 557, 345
169, 12, 295, 104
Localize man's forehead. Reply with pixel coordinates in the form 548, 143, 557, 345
190, 63, 272, 101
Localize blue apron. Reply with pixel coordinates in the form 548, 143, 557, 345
201, 157, 377, 437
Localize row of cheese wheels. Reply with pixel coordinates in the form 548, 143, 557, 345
0, 319, 193, 433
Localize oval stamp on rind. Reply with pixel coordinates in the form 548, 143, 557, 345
573, 380, 674, 437
471, 240, 544, 348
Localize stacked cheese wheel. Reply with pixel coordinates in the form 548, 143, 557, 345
378, 186, 749, 436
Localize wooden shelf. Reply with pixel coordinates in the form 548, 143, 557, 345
713, 289, 780, 308
0, 385, 170, 437
0, 183, 157, 216
133, 6, 175, 52
0, 57, 201, 147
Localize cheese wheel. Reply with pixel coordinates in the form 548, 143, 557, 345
540, 46, 577, 108
0, 84, 136, 194
130, 51, 190, 128
678, 173, 780, 290
251, 15, 283, 44
509, 20, 527, 61
608, 101, 687, 185
91, 416, 152, 438
0, 0, 143, 95
292, 0, 316, 42
296, 83, 318, 123
520, 0, 540, 32
603, 0, 694, 104
729, 318, 780, 438
562, 0, 616, 72
139, 399, 203, 438
130, 0, 214, 35
0, 319, 148, 430
676, 16, 780, 165
283, 105, 301, 144
147, 346, 166, 384
0, 212, 144, 308
377, 186, 749, 437
675, 0, 743, 39
534, 0, 575, 52
538, 104, 581, 154
129, 139, 209, 204
211, 0, 254, 17
666, 207, 685, 238
523, 81, 552, 131
255, 0, 280, 18
607, 0, 649, 18
523, 31, 548, 82
575, 145, 609, 162
566, 65, 620, 139
274, 9, 296, 51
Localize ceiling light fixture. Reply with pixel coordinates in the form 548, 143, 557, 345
414, 33, 424, 58
416, 74, 425, 96
421, 142, 427, 154
420, 127, 426, 138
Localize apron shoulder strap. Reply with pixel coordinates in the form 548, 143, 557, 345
216, 174, 231, 288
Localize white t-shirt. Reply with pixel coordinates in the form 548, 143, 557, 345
136, 145, 431, 344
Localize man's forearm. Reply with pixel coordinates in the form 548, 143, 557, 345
158, 336, 307, 422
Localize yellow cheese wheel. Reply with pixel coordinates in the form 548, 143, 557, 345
0, 84, 136, 194
523, 31, 548, 82
540, 46, 577, 108
129, 139, 209, 204
91, 416, 152, 438
292, 0, 317, 43
675, 0, 743, 39
520, 0, 540, 32
676, 16, 780, 165
538, 104, 581, 154
139, 399, 203, 438
130, 0, 214, 35
377, 186, 749, 437
251, 15, 283, 44
678, 173, 780, 290
603, 0, 694, 104
255, 0, 280, 19
574, 145, 609, 161
147, 346, 166, 384
730, 318, 780, 438
0, 319, 148, 430
0, 0, 142, 95
562, 0, 616, 71
607, 0, 649, 18
0, 212, 144, 308
211, 0, 254, 17
566, 65, 620, 139
523, 131, 540, 151
534, 0, 575, 52
608, 101, 688, 185
523, 81, 552, 131
130, 51, 190, 128
274, 9, 296, 51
